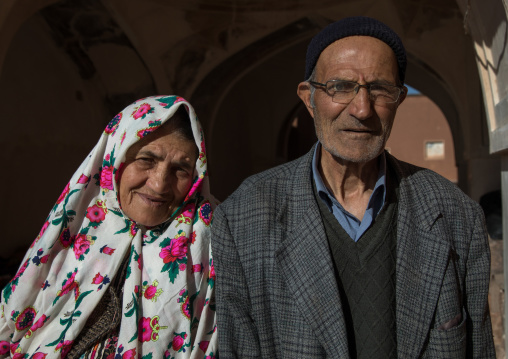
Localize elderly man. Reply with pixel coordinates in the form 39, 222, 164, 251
211, 16, 494, 358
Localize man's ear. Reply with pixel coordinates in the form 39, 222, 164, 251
297, 82, 315, 118
397, 85, 408, 107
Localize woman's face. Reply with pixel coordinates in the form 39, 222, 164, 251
117, 124, 197, 227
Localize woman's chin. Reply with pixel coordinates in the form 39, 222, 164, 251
126, 211, 169, 227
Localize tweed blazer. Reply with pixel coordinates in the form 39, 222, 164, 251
211, 148, 495, 358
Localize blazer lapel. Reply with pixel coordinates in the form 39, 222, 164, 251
390, 156, 451, 357
274, 150, 349, 357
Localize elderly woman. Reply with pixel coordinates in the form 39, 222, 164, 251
0, 96, 217, 358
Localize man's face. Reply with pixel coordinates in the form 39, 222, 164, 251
299, 36, 406, 164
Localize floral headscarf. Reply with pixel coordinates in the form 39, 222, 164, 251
0, 96, 217, 358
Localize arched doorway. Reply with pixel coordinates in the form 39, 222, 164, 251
196, 17, 469, 201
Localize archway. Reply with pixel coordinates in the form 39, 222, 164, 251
194, 16, 469, 201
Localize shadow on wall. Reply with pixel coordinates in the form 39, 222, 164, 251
480, 190, 503, 240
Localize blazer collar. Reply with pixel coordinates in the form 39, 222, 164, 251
387, 153, 451, 356
274, 146, 350, 357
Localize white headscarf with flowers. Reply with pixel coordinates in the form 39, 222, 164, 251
0, 96, 217, 359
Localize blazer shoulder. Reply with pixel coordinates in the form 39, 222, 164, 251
388, 153, 481, 212
218, 153, 312, 213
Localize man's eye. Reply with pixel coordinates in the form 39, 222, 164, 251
370, 84, 390, 93
370, 84, 397, 95
330, 82, 355, 92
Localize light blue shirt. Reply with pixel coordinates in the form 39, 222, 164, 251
312, 143, 387, 242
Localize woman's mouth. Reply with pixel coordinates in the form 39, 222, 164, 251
136, 193, 168, 207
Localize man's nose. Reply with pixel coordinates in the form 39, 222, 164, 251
348, 86, 374, 120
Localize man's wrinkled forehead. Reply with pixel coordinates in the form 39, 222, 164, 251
315, 36, 399, 79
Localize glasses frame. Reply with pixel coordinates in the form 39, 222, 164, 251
309, 79, 404, 104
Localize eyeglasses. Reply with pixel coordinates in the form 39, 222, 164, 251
309, 80, 404, 104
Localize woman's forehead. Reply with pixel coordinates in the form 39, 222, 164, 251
128, 127, 197, 161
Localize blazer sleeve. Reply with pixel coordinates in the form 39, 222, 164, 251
211, 206, 261, 358
465, 208, 495, 357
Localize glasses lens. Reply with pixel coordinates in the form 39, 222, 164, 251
327, 81, 357, 104
370, 84, 401, 103
323, 80, 402, 104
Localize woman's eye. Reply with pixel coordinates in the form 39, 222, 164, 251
175, 167, 191, 177
137, 157, 154, 165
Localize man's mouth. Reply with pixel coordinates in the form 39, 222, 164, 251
344, 128, 371, 133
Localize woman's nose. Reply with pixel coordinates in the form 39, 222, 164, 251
148, 166, 172, 194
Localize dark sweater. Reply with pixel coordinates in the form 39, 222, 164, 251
314, 181, 398, 358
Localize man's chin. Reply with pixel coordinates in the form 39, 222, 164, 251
323, 145, 382, 165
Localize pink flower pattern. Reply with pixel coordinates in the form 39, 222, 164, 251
139, 317, 153, 342
14, 307, 37, 331
92, 273, 104, 284
72, 234, 91, 260
142, 280, 163, 302
0, 341, 8, 355
139, 316, 167, 342
32, 221, 49, 247
172, 334, 185, 351
31, 352, 47, 358
175, 203, 195, 226
144, 285, 157, 300
25, 314, 48, 338
199, 341, 210, 353
181, 296, 190, 320
122, 348, 136, 359
169, 331, 189, 354
56, 270, 80, 301
55, 340, 73, 357
184, 174, 204, 201
86, 204, 106, 227
199, 202, 213, 226
56, 182, 70, 205
137, 126, 159, 139
77, 174, 90, 184
12, 259, 29, 284
105, 112, 122, 135
59, 228, 72, 248
100, 245, 115, 255
192, 264, 203, 273
100, 165, 114, 191
209, 259, 215, 281
131, 103, 153, 120
198, 139, 207, 167
159, 236, 188, 264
